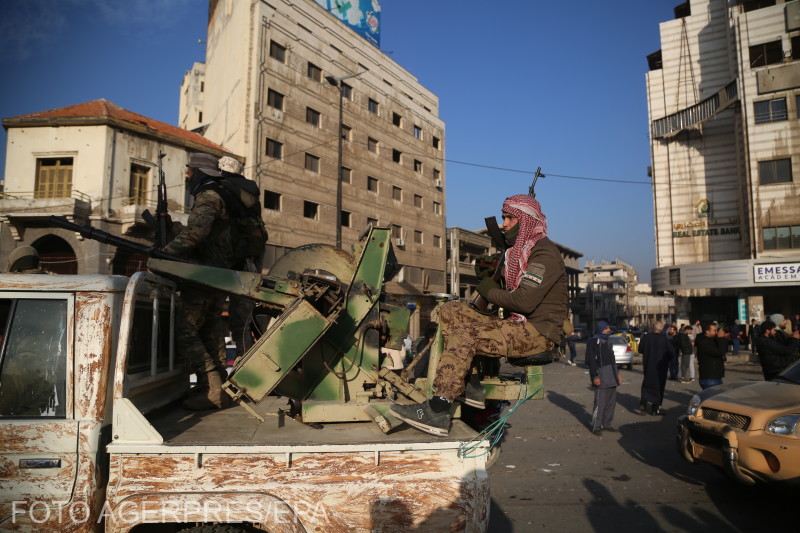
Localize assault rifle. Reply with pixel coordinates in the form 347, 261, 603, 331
141, 151, 170, 247
49, 216, 191, 264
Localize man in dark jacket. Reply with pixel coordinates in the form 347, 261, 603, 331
390, 194, 568, 437
678, 325, 694, 382
756, 320, 800, 380
695, 321, 728, 389
638, 322, 674, 415
587, 321, 622, 434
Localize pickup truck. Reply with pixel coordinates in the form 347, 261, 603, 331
0, 270, 490, 532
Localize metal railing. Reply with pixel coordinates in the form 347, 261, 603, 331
0, 189, 91, 203
651, 80, 739, 138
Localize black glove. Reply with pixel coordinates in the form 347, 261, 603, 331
473, 253, 499, 279
477, 276, 500, 299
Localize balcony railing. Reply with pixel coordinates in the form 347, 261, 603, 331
651, 80, 738, 139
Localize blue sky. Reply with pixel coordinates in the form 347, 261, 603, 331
0, 0, 675, 283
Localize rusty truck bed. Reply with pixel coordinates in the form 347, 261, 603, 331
148, 396, 479, 447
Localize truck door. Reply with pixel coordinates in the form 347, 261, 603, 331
0, 295, 78, 526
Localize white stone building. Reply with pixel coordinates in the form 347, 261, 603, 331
180, 0, 448, 298
646, 0, 800, 322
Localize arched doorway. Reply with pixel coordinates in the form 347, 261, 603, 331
31, 235, 77, 274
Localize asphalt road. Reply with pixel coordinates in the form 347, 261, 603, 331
486, 343, 796, 533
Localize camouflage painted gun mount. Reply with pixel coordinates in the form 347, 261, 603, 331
148, 225, 543, 430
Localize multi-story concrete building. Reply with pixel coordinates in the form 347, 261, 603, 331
0, 99, 232, 274
181, 0, 447, 296
646, 0, 800, 322
578, 259, 638, 328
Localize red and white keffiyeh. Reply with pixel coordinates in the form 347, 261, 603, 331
502, 194, 547, 291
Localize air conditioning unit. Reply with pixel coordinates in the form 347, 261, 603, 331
434, 178, 442, 189
395, 238, 406, 247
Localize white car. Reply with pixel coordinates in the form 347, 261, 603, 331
608, 335, 633, 370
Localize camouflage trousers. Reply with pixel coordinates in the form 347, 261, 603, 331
433, 301, 551, 401
175, 286, 227, 375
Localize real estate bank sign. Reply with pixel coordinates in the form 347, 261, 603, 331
753, 262, 800, 283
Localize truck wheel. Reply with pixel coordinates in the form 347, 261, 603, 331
177, 526, 254, 533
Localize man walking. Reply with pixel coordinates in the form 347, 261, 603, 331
695, 321, 728, 389
678, 325, 694, 382
587, 321, 622, 434
755, 319, 800, 381
638, 321, 674, 415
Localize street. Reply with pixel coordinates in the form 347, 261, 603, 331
486, 343, 796, 533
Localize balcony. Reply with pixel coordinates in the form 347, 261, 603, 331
651, 80, 738, 139
0, 190, 91, 240
119, 197, 189, 235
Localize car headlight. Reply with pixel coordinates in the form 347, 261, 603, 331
687, 394, 701, 416
766, 414, 800, 436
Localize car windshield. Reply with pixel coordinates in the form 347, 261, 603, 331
608, 337, 628, 345
776, 359, 800, 384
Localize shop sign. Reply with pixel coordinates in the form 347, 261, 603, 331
753, 262, 800, 283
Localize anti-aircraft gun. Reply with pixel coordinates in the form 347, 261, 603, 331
49, 216, 543, 432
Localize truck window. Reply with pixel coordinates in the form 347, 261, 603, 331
127, 297, 176, 374
0, 299, 68, 417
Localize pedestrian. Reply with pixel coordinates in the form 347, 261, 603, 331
695, 321, 728, 389
163, 152, 233, 410
390, 194, 568, 437
769, 314, 794, 346
586, 321, 622, 434
756, 320, 800, 381
666, 324, 680, 380
638, 321, 674, 415
7, 246, 44, 273
731, 320, 741, 355
216, 155, 268, 360
566, 330, 579, 366
792, 313, 800, 334
748, 318, 760, 355
678, 325, 694, 382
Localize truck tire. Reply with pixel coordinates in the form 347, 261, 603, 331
177, 526, 254, 533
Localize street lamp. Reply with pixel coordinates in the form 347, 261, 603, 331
326, 70, 365, 249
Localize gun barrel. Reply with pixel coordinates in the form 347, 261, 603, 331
48, 216, 189, 263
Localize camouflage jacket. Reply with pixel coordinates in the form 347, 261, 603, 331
164, 189, 232, 268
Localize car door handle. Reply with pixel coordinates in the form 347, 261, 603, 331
18, 459, 61, 469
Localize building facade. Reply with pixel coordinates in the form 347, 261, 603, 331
0, 99, 232, 274
577, 259, 638, 329
181, 0, 448, 294
646, 0, 800, 322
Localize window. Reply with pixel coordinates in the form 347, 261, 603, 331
433, 235, 442, 248
0, 299, 68, 417
742, 0, 776, 13
129, 163, 149, 205
414, 194, 422, 208
303, 201, 319, 219
267, 89, 284, 110
368, 137, 379, 153
433, 201, 441, 215
341, 124, 351, 141
341, 166, 351, 184
763, 225, 800, 249
754, 98, 786, 124
796, 95, 800, 119
341, 82, 352, 100
264, 190, 281, 210
414, 230, 423, 244
392, 112, 402, 127
392, 186, 402, 201
368, 98, 379, 114
341, 210, 351, 228
307, 62, 322, 82
269, 40, 286, 62
306, 107, 321, 127
198, 111, 203, 123
392, 225, 402, 239
305, 153, 320, 173
392, 149, 402, 164
749, 40, 782, 68
35, 157, 73, 199
414, 159, 423, 173
433, 168, 441, 182
413, 125, 422, 139
432, 136, 440, 150
367, 176, 378, 192
266, 138, 283, 159
759, 158, 792, 184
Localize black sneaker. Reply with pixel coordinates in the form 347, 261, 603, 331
390, 401, 451, 437
456, 382, 486, 409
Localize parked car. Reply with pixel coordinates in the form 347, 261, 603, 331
608, 335, 633, 370
628, 328, 643, 343
677, 359, 800, 486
